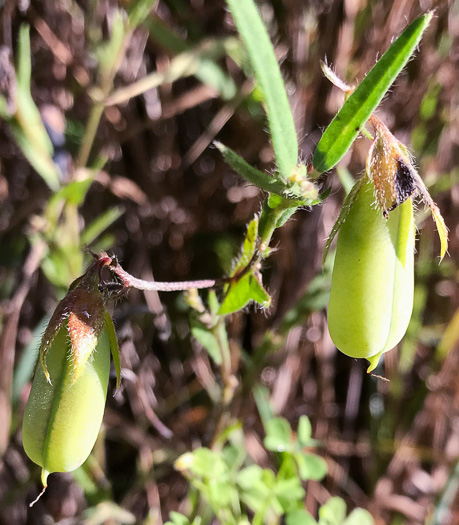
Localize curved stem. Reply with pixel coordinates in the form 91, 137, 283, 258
109, 261, 222, 292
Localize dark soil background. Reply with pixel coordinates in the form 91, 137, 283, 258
0, 0, 458, 524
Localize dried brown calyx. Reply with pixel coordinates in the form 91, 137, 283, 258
367, 114, 448, 259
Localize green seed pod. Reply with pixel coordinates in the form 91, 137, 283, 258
22, 253, 120, 494
22, 323, 110, 487
327, 177, 415, 371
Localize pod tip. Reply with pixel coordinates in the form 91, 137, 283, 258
366, 351, 383, 373
40, 469, 49, 488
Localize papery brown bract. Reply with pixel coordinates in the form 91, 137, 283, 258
368, 114, 448, 258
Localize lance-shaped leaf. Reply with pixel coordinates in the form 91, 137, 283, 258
5, 25, 61, 190
313, 12, 432, 174
226, 0, 298, 178
104, 311, 121, 389
215, 141, 291, 197
233, 216, 259, 274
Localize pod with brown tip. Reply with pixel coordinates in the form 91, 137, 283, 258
327, 177, 415, 371
22, 322, 110, 487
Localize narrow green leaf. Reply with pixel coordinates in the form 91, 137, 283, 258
97, 11, 126, 83
276, 207, 298, 228
127, 0, 158, 28
226, 0, 298, 177
12, 25, 61, 190
215, 141, 289, 197
9, 121, 60, 190
190, 318, 222, 365
81, 206, 125, 246
207, 290, 221, 315
45, 178, 94, 228
104, 311, 121, 390
313, 12, 432, 173
249, 274, 271, 307
17, 25, 32, 92
232, 217, 259, 275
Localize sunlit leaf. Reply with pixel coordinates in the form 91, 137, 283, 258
295, 453, 327, 481
215, 141, 290, 197
264, 417, 292, 452
218, 273, 270, 315
190, 318, 222, 365
318, 497, 347, 525
343, 509, 375, 525
226, 0, 298, 178
313, 13, 432, 174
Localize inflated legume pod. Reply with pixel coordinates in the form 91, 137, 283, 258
22, 322, 110, 487
22, 254, 120, 495
327, 176, 415, 371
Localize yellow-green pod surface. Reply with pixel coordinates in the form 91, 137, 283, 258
22, 322, 110, 485
328, 178, 415, 371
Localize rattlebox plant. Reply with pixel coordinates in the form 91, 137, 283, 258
9, 0, 451, 522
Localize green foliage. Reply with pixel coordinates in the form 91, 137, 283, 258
218, 217, 271, 315
171, 416, 374, 525
0, 25, 61, 190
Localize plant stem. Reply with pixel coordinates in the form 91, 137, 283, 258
76, 28, 131, 168
76, 104, 106, 168
210, 316, 236, 449
110, 262, 220, 292
258, 202, 289, 251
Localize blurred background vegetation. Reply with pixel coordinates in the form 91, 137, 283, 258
0, 0, 457, 523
